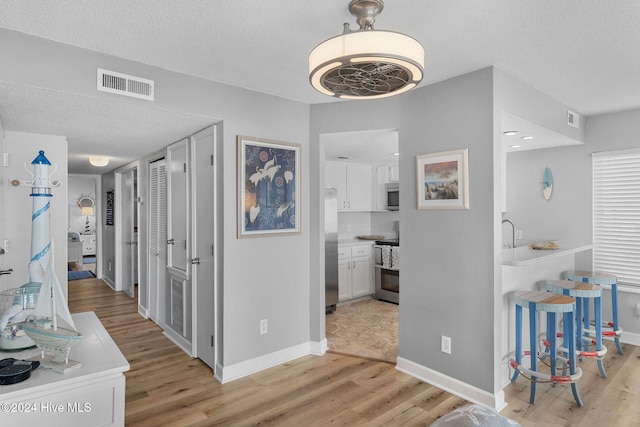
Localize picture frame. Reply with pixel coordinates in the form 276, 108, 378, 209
416, 148, 469, 210
237, 135, 301, 238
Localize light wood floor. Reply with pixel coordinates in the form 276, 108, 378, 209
68, 278, 640, 426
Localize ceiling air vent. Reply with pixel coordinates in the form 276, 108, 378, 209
567, 110, 580, 129
97, 68, 154, 101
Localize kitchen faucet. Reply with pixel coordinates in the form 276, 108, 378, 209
502, 219, 516, 249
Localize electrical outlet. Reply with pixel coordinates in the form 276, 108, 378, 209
260, 319, 268, 335
2, 239, 8, 253
441, 335, 451, 354
516, 229, 523, 240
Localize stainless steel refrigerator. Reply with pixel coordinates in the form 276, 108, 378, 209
325, 188, 338, 313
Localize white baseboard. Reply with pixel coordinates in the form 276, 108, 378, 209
137, 306, 148, 319
217, 341, 318, 384
621, 330, 640, 346
102, 276, 115, 291
396, 357, 506, 412
162, 328, 194, 357
310, 338, 328, 355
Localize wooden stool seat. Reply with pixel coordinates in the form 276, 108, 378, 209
510, 291, 583, 407
566, 271, 623, 354
546, 280, 607, 378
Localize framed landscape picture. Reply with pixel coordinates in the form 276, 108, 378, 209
237, 135, 301, 237
416, 148, 469, 210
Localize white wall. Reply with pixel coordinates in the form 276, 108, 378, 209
68, 175, 97, 233
1, 131, 68, 295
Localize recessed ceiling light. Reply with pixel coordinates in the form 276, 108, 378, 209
510, 145, 521, 148
503, 130, 518, 136
521, 136, 534, 140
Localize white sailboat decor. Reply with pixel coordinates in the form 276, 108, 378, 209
22, 249, 82, 368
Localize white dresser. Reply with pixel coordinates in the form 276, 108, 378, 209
0, 312, 129, 426
79, 234, 96, 256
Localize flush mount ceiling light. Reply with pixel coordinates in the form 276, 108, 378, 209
503, 130, 518, 136
309, 0, 424, 100
89, 155, 109, 167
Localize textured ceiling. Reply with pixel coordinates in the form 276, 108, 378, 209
1, 1, 639, 172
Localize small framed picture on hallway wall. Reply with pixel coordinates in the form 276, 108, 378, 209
237, 135, 301, 238
416, 148, 469, 210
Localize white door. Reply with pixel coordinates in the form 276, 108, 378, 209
190, 126, 216, 368
121, 169, 136, 298
165, 138, 192, 354
148, 158, 167, 325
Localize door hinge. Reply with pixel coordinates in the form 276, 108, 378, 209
211, 335, 214, 347
210, 244, 214, 256
167, 238, 175, 245
191, 257, 200, 265
210, 154, 214, 166
183, 162, 187, 173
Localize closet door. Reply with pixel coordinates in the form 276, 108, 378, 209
165, 139, 192, 354
190, 126, 215, 368
148, 159, 167, 325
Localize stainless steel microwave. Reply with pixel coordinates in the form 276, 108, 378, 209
384, 182, 399, 210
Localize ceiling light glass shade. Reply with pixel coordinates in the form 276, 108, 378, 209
89, 155, 109, 167
81, 207, 94, 216
309, 30, 424, 99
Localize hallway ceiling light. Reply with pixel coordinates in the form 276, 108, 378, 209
89, 156, 109, 167
521, 136, 534, 140
309, 0, 424, 100
503, 130, 518, 136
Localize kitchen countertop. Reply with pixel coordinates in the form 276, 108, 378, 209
502, 243, 593, 266
338, 239, 377, 247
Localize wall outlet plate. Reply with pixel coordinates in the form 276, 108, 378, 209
441, 335, 451, 354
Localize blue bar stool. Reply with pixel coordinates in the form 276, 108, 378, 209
545, 279, 607, 378
510, 290, 583, 407
566, 271, 623, 354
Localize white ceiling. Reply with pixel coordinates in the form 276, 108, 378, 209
1, 1, 639, 172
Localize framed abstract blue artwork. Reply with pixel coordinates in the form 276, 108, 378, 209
237, 135, 301, 237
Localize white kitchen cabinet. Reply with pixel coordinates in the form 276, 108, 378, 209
325, 161, 373, 211
337, 244, 373, 301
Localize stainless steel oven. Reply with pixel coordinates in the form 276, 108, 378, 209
374, 239, 399, 303
375, 266, 399, 304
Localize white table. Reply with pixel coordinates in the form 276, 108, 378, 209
0, 312, 129, 426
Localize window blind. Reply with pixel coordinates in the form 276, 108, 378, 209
593, 150, 640, 287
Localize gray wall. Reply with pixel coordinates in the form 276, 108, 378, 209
505, 145, 592, 248
311, 68, 498, 393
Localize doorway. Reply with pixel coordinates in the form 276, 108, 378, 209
320, 129, 400, 363
68, 174, 102, 280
